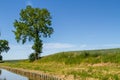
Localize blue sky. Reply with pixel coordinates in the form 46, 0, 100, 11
0, 0, 120, 60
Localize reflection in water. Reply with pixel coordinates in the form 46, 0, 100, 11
0, 69, 1, 75
0, 69, 29, 80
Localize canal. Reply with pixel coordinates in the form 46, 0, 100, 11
0, 69, 31, 80
0, 68, 62, 80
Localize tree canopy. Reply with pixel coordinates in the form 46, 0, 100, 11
0, 39, 10, 61
0, 40, 10, 54
13, 5, 54, 60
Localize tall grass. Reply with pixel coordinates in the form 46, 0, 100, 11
39, 48, 120, 64
1, 48, 120, 79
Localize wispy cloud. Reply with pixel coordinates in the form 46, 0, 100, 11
79, 44, 87, 48
42, 43, 77, 56
42, 43, 89, 56
43, 43, 76, 49
3, 44, 33, 60
103, 44, 120, 47
26, 1, 33, 6
7, 43, 120, 60
3, 43, 77, 60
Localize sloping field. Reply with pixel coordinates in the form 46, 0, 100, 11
1, 48, 120, 80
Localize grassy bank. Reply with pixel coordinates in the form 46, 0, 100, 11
1, 48, 120, 80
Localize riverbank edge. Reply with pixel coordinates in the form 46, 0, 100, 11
0, 66, 72, 80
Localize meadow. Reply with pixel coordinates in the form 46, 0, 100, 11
1, 48, 120, 80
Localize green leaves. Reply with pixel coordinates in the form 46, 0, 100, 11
13, 5, 54, 60
13, 5, 53, 43
0, 40, 10, 54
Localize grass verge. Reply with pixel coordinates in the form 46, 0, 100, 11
1, 48, 120, 80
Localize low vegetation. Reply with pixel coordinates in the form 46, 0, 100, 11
1, 48, 120, 80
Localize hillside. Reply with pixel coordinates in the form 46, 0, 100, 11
1, 48, 120, 80
40, 48, 120, 64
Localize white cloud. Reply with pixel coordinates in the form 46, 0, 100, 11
26, 1, 33, 6
43, 43, 76, 49
2, 43, 77, 60
4, 43, 107, 60
103, 44, 120, 47
80, 44, 87, 48
2, 44, 33, 60
42, 43, 88, 56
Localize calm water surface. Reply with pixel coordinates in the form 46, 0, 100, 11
0, 69, 30, 80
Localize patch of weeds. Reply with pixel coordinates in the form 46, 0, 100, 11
81, 51, 90, 58
113, 74, 119, 80
101, 76, 109, 80
91, 52, 102, 57
100, 74, 120, 80
67, 70, 92, 78
34, 66, 40, 70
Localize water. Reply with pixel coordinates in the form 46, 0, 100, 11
0, 69, 29, 80
0, 69, 60, 80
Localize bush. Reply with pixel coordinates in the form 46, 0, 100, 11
29, 53, 35, 62
81, 51, 90, 58
91, 53, 101, 57
0, 55, 2, 61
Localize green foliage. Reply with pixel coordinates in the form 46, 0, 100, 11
80, 51, 90, 58
39, 48, 120, 64
0, 33, 10, 61
0, 55, 2, 61
29, 53, 35, 62
0, 40, 10, 54
13, 5, 54, 60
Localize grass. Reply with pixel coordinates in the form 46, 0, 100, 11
1, 48, 120, 79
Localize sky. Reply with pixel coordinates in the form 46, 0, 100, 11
0, 0, 120, 60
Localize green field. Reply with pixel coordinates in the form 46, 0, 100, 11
1, 48, 120, 80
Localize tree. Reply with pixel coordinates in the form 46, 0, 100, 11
13, 5, 54, 60
0, 40, 10, 60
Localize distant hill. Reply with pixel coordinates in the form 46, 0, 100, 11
39, 48, 120, 64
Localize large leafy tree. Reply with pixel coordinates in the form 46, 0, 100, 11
0, 40, 10, 60
13, 6, 54, 60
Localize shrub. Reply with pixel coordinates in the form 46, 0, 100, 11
91, 52, 101, 57
0, 55, 2, 61
81, 51, 90, 58
29, 53, 35, 62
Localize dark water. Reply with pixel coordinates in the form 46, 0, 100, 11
0, 69, 30, 80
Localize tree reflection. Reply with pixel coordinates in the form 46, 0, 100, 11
0, 69, 6, 80
0, 69, 2, 75
3, 78, 6, 80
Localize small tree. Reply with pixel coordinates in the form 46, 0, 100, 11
0, 40, 10, 61
29, 53, 35, 62
13, 5, 54, 60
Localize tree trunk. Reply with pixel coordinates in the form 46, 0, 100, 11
35, 52, 39, 60
32, 29, 42, 60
